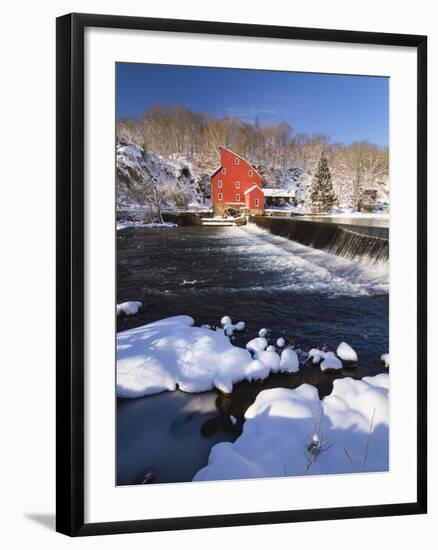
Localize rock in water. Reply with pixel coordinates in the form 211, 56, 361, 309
336, 341, 358, 363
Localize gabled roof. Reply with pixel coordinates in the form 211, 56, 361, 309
244, 183, 263, 195
210, 146, 263, 180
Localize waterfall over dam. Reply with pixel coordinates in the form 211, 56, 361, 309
250, 216, 389, 263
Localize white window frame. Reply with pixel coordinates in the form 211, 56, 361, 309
222, 167, 226, 174
254, 198, 259, 207
235, 181, 240, 189
234, 157, 239, 165
218, 180, 223, 188
236, 193, 241, 201
218, 192, 223, 201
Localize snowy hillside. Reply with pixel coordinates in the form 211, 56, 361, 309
116, 143, 212, 209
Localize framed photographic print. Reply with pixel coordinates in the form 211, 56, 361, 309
56, 13, 427, 536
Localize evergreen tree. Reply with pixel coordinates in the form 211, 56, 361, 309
309, 152, 336, 212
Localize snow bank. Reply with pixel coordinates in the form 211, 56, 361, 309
117, 316, 287, 398
117, 221, 177, 230
336, 342, 358, 362
117, 301, 142, 316
194, 374, 389, 481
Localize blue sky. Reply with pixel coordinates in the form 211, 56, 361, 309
116, 63, 389, 147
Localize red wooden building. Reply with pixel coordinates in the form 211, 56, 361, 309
211, 146, 264, 217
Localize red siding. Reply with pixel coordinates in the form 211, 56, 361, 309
245, 186, 264, 209
211, 147, 262, 209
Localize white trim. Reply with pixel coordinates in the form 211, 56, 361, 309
244, 183, 263, 195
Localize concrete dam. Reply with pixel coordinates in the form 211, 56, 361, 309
250, 216, 389, 264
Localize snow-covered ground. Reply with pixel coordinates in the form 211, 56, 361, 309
117, 315, 383, 398
117, 316, 303, 398
194, 374, 389, 481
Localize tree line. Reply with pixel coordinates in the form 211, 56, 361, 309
117, 104, 389, 210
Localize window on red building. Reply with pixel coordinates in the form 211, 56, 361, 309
236, 194, 240, 201
248, 170, 253, 176
254, 198, 259, 207
234, 158, 239, 165
218, 193, 223, 201
218, 180, 222, 188
235, 181, 240, 189
222, 167, 226, 174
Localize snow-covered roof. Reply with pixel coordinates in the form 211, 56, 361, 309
263, 187, 296, 198
244, 184, 263, 195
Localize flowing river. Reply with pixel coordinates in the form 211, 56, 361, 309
117, 222, 389, 485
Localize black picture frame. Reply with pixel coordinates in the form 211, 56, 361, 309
56, 12, 427, 537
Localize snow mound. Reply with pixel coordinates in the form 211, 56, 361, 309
116, 301, 142, 316
194, 374, 389, 481
246, 337, 268, 353
258, 328, 268, 338
320, 352, 343, 372
118, 316, 282, 398
276, 337, 285, 348
381, 353, 390, 368
307, 348, 325, 364
280, 348, 299, 373
336, 342, 358, 362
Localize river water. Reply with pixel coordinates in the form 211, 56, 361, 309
117, 222, 389, 485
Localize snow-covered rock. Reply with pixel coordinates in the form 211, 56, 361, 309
246, 337, 268, 354
276, 337, 286, 348
258, 328, 268, 338
117, 317, 282, 398
320, 352, 343, 372
336, 341, 358, 363
116, 143, 211, 209
194, 374, 389, 481
280, 348, 299, 373
220, 316, 232, 326
222, 318, 246, 336
381, 353, 390, 368
255, 350, 281, 372
116, 301, 142, 316
266, 345, 276, 352
307, 348, 325, 364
